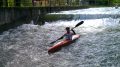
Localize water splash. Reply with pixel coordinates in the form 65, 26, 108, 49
50, 7, 120, 15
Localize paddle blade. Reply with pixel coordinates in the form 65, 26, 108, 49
75, 21, 84, 28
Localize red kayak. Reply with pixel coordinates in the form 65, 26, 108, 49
48, 34, 80, 53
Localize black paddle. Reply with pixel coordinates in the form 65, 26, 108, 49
72, 21, 84, 29
50, 21, 84, 44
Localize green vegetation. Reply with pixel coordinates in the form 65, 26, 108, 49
1, 0, 120, 7
112, 0, 120, 5
7, 0, 32, 7
21, 0, 32, 7
97, 0, 120, 5
8, 0, 14, 7
113, 0, 120, 3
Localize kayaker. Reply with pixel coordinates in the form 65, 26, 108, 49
50, 21, 84, 44
57, 27, 76, 40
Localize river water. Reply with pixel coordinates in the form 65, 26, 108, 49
0, 7, 120, 67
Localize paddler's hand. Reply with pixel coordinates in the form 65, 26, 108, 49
71, 28, 76, 34
71, 28, 74, 31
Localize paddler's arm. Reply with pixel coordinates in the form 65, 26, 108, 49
50, 34, 65, 44
71, 28, 76, 35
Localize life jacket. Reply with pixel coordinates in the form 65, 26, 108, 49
64, 32, 73, 40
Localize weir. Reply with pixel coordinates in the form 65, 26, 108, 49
0, 6, 88, 33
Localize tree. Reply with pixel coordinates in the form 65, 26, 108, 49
8, 0, 14, 7
21, 0, 32, 7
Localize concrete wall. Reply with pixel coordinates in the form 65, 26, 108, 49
0, 8, 34, 25
0, 8, 40, 33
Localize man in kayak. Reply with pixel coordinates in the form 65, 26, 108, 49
50, 27, 77, 44
50, 21, 84, 44
57, 27, 76, 40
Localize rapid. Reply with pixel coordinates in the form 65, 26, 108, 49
0, 7, 120, 67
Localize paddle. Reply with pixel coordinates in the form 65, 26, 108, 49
50, 21, 84, 44
72, 21, 84, 29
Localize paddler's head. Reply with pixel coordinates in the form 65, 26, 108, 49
65, 27, 70, 33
